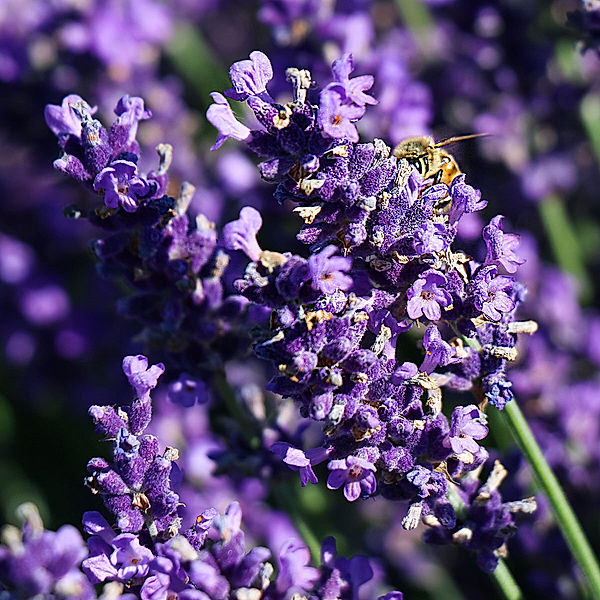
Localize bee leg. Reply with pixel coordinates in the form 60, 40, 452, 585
432, 169, 444, 184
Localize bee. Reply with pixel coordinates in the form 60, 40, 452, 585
392, 133, 488, 186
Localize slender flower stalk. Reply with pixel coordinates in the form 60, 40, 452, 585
492, 559, 523, 600
503, 401, 600, 598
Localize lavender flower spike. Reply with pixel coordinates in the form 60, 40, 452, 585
225, 50, 273, 102
206, 92, 252, 150
222, 206, 263, 261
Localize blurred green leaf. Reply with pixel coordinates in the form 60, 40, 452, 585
555, 39, 584, 84
538, 195, 591, 302
0, 461, 49, 526
395, 0, 434, 56
580, 94, 600, 170
165, 24, 230, 108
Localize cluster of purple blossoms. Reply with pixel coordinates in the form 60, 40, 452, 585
208, 51, 537, 569
42, 93, 408, 595
6, 1, 600, 597
0, 503, 93, 599
45, 94, 161, 213
45, 95, 257, 385
0, 354, 403, 599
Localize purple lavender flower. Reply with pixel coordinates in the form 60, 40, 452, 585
93, 160, 150, 212
318, 85, 365, 142
413, 221, 447, 254
331, 53, 378, 107
206, 92, 252, 150
448, 174, 487, 225
167, 374, 209, 407
225, 50, 273, 101
270, 442, 330, 486
44, 50, 536, 580
222, 206, 263, 261
483, 215, 525, 274
308, 245, 352, 295
406, 466, 448, 499
82, 512, 154, 584
276, 540, 320, 593
420, 325, 459, 373
218, 54, 533, 545
111, 95, 152, 152
327, 455, 377, 501
184, 509, 219, 553
406, 270, 452, 321
0, 503, 93, 599
122, 355, 165, 400
391, 361, 419, 383
483, 374, 514, 410
445, 405, 489, 456
44, 94, 97, 138
87, 356, 181, 535
470, 266, 516, 321
424, 462, 536, 573
319, 535, 378, 598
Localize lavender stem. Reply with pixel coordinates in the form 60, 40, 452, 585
503, 400, 600, 597
492, 559, 523, 600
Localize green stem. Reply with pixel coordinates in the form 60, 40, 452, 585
503, 401, 600, 597
492, 559, 523, 600
459, 333, 597, 595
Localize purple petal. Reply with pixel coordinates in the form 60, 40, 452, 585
206, 92, 252, 150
